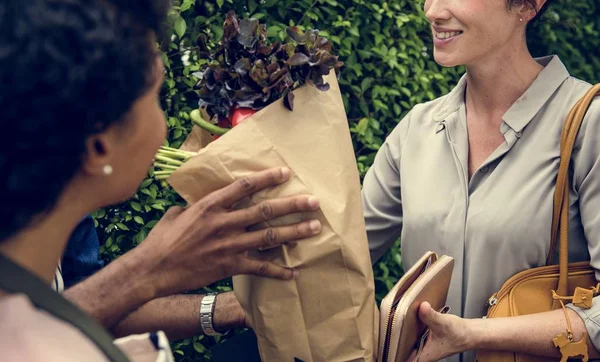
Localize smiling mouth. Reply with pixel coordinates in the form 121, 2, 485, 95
435, 31, 463, 40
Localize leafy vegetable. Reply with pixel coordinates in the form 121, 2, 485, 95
194, 10, 344, 122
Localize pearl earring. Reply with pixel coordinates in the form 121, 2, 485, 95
103, 164, 113, 176
520, 18, 523, 22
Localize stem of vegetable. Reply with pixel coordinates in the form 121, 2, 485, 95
154, 170, 174, 176
155, 155, 183, 166
153, 163, 179, 171
190, 109, 230, 136
157, 149, 193, 161
159, 146, 196, 157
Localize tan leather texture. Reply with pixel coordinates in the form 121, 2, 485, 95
378, 251, 454, 362
475, 84, 600, 362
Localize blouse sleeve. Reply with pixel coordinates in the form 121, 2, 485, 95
361, 110, 412, 264
566, 97, 600, 352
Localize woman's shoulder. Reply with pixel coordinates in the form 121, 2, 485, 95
561, 75, 598, 99
558, 72, 600, 108
557, 74, 600, 185
560, 75, 600, 129
0, 294, 109, 362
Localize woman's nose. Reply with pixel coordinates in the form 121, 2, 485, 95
425, 0, 452, 23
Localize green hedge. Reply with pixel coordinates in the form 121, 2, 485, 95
92, 0, 600, 360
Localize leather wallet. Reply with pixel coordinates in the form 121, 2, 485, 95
378, 251, 454, 362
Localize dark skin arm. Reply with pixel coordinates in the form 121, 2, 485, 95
64, 168, 319, 336
64, 258, 247, 341
110, 292, 246, 341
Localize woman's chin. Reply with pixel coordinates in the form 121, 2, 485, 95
433, 52, 463, 68
104, 183, 143, 206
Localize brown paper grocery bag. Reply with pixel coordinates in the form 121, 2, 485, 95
179, 125, 213, 152
168, 72, 378, 362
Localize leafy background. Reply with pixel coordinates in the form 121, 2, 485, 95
91, 0, 600, 360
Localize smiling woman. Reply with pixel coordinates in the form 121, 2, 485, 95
426, 0, 552, 67
363, 0, 600, 361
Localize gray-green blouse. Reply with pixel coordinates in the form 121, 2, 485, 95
362, 55, 600, 361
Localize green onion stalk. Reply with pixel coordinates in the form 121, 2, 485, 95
189, 109, 230, 136
153, 146, 197, 180
153, 110, 230, 180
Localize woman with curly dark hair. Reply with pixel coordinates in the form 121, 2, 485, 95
0, 1, 322, 361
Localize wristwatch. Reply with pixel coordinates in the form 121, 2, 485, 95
200, 293, 229, 336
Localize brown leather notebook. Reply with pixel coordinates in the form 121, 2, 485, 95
378, 251, 454, 362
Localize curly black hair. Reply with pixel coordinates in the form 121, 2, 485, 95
0, 0, 171, 241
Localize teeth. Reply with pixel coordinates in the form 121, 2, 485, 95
436, 31, 461, 40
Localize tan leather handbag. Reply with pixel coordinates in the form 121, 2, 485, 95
475, 84, 600, 362
378, 251, 454, 362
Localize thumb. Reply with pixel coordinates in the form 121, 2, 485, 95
418, 301, 439, 327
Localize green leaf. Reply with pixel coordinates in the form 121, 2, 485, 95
130, 202, 142, 212
193, 342, 205, 353
181, 0, 195, 12
92, 209, 106, 219
361, 77, 373, 93
356, 117, 369, 135
348, 27, 360, 37
133, 229, 148, 244
359, 102, 369, 116
116, 223, 129, 231
134, 216, 145, 225
174, 16, 186, 38
151, 203, 165, 211
216, 0, 224, 8
248, 0, 258, 13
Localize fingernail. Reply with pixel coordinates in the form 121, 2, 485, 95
280, 167, 290, 179
309, 220, 321, 233
292, 269, 300, 278
307, 196, 320, 208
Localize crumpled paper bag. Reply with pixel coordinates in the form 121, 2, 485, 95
168, 72, 378, 362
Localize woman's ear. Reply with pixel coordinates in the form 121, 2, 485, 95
81, 132, 116, 177
518, 0, 547, 22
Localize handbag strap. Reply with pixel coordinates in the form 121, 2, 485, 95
547, 83, 600, 296
0, 254, 131, 362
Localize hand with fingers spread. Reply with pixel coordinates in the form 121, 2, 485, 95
137, 166, 322, 298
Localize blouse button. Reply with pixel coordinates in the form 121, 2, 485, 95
480, 166, 489, 173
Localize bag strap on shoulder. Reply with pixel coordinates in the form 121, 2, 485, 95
547, 83, 600, 296
0, 254, 131, 362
